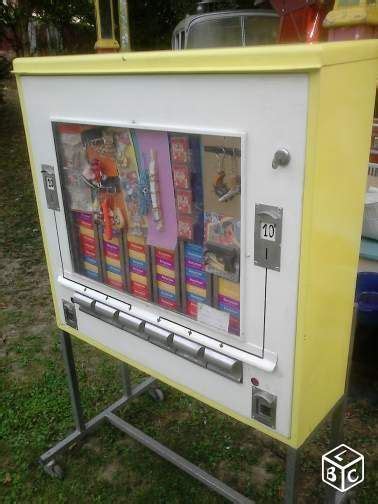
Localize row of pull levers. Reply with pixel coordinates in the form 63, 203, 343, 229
71, 292, 242, 383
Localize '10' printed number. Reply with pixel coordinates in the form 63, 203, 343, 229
260, 222, 276, 242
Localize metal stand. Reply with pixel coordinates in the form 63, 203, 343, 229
40, 328, 353, 503
323, 305, 358, 504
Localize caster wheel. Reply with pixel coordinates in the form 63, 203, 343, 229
43, 460, 64, 479
149, 387, 164, 402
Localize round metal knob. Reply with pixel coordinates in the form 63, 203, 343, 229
272, 149, 290, 169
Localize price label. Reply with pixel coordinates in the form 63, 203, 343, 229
260, 222, 276, 242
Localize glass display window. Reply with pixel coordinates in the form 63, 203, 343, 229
54, 123, 241, 336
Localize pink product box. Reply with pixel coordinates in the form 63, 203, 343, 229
186, 276, 206, 289
157, 273, 175, 286
185, 259, 204, 271
156, 257, 174, 269
158, 297, 176, 310
130, 265, 146, 276
75, 211, 93, 224
218, 295, 240, 310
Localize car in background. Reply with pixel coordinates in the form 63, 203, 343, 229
172, 7, 279, 50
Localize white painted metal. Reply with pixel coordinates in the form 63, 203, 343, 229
20, 73, 308, 437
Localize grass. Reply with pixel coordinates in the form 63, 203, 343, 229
0, 78, 377, 503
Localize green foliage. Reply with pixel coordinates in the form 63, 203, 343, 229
127, 1, 198, 50
0, 0, 95, 56
35, 0, 95, 30
0, 1, 35, 55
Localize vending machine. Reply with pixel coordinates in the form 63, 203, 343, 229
14, 41, 377, 453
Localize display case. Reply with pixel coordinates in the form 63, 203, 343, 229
53, 123, 241, 334
14, 40, 377, 448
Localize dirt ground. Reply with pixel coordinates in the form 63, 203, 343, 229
0, 78, 377, 503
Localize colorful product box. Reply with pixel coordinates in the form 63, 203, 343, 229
217, 277, 240, 336
74, 211, 100, 281
154, 247, 179, 311
183, 243, 209, 318
172, 165, 190, 189
102, 235, 124, 290
176, 189, 192, 214
170, 136, 190, 164
177, 215, 194, 241
170, 135, 195, 240
127, 235, 151, 300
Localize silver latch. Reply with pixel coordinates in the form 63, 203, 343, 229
272, 149, 290, 169
41, 164, 60, 211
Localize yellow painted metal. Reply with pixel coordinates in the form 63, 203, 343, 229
93, 0, 119, 51
94, 38, 120, 51
15, 41, 378, 448
289, 58, 377, 447
324, 0, 378, 28
13, 40, 378, 76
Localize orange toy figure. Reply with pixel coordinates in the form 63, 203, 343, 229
87, 144, 118, 178
101, 195, 113, 241
81, 128, 128, 241
213, 169, 228, 198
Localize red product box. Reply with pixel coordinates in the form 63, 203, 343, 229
159, 297, 177, 310
155, 249, 175, 263
229, 315, 240, 335
81, 244, 97, 258
108, 278, 124, 290
176, 189, 192, 214
170, 136, 189, 164
186, 300, 198, 317
178, 215, 193, 240
80, 234, 96, 246
131, 281, 149, 299
128, 241, 145, 254
173, 165, 190, 189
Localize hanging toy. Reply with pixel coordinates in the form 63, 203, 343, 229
148, 149, 164, 231
101, 195, 113, 241
219, 149, 241, 202
213, 150, 228, 199
138, 165, 151, 216
81, 158, 102, 189
111, 192, 127, 231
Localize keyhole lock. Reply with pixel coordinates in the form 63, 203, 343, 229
272, 149, 290, 169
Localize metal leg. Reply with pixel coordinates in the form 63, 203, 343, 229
60, 331, 85, 432
39, 375, 156, 467
325, 306, 358, 504
40, 331, 254, 502
120, 362, 132, 397
39, 332, 156, 468
324, 397, 348, 504
327, 306, 357, 448
330, 397, 346, 448
284, 446, 301, 504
